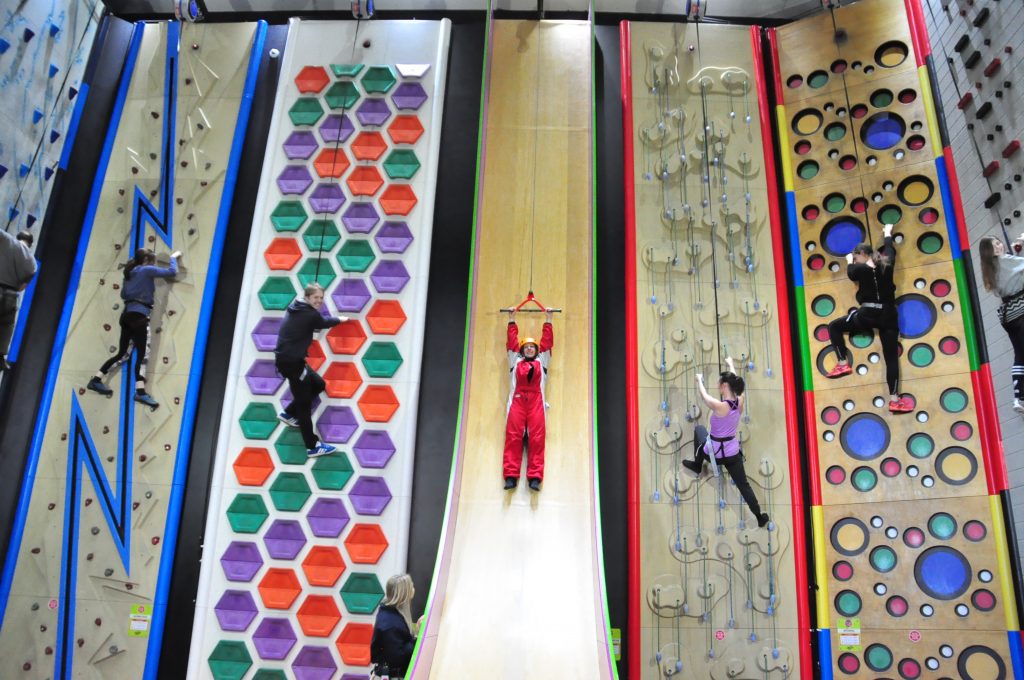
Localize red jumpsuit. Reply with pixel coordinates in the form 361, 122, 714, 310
503, 321, 553, 480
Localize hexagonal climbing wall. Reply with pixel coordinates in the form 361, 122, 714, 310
189, 19, 451, 679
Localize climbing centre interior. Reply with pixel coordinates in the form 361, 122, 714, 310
3, 0, 1024, 678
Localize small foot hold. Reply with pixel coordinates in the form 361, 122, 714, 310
528, 478, 541, 492
503, 476, 517, 490
888, 396, 914, 413
134, 392, 159, 409
307, 443, 337, 458
758, 512, 770, 529
87, 378, 113, 396
825, 363, 852, 379
278, 412, 299, 427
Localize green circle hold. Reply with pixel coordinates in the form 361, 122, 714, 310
825, 122, 847, 141
825, 194, 847, 213
941, 388, 968, 413
909, 344, 935, 367
798, 160, 820, 180
879, 205, 902, 224
870, 545, 897, 573
919, 233, 943, 254
870, 89, 894, 107
836, 590, 862, 616
851, 332, 873, 349
928, 512, 957, 540
852, 466, 878, 491
865, 644, 893, 672
812, 295, 836, 317
907, 433, 934, 459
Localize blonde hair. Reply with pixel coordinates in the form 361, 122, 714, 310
304, 282, 325, 298
382, 574, 415, 632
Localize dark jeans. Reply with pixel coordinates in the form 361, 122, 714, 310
0, 288, 19, 359
828, 305, 900, 395
1003, 315, 1024, 401
276, 357, 326, 449
98, 311, 151, 390
692, 425, 763, 519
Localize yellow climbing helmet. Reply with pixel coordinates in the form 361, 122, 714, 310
519, 337, 538, 351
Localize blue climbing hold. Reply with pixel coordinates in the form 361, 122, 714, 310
49, 23, 61, 37
50, 129, 60, 143
0, 39, 9, 54
23, 28, 35, 43
676, 660, 684, 670
32, 109, 43, 124
69, 86, 78, 100
19, 164, 30, 177
26, 214, 37, 227
655, 652, 663, 663
49, 63, 59, 78
749, 632, 758, 642
0, 165, 6, 179
44, 166, 54, 180
652, 490, 661, 502
8, 207, 19, 220
772, 648, 780, 660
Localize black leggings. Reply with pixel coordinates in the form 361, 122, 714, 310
692, 425, 763, 519
98, 311, 151, 390
828, 305, 900, 395
1003, 315, 1024, 401
276, 358, 326, 449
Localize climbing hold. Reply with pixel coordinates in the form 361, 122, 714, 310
26, 214, 36, 228
8, 207, 18, 220
49, 64, 58, 78
0, 39, 9, 53
32, 109, 43, 124
0, 165, 7, 179
50, 129, 60, 143
19, 164, 29, 177
23, 28, 35, 43
69, 86, 78, 100
49, 23, 61, 37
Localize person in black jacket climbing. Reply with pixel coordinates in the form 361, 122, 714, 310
371, 574, 421, 679
825, 223, 912, 413
275, 282, 348, 458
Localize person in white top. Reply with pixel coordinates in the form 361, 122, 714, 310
979, 233, 1024, 414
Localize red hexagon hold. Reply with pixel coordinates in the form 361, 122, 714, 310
344, 524, 389, 564
335, 622, 374, 666
351, 131, 388, 161
233, 447, 274, 486
366, 300, 407, 335
313, 148, 351, 179
307, 340, 326, 372
357, 385, 399, 423
258, 568, 302, 609
323, 362, 363, 398
295, 66, 330, 94
387, 115, 424, 144
347, 166, 385, 196
296, 594, 342, 637
326, 320, 368, 355
264, 238, 303, 270
379, 185, 418, 216
302, 546, 347, 587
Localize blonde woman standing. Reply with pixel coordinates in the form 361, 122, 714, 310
371, 574, 421, 678
978, 234, 1024, 413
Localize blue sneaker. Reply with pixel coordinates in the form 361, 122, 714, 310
278, 412, 299, 427
307, 443, 337, 458
134, 392, 159, 409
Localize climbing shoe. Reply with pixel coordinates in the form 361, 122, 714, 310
307, 442, 337, 458
825, 363, 852, 379
503, 477, 517, 491
888, 396, 914, 413
682, 459, 702, 475
135, 392, 159, 408
528, 478, 541, 492
758, 513, 771, 529
87, 377, 113, 396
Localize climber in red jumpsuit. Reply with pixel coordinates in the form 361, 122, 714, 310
503, 308, 554, 492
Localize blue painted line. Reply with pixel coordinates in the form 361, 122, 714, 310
0, 22, 145, 629
1009, 630, 1024, 679
785, 192, 804, 287
141, 21, 268, 680
59, 83, 90, 171
934, 156, 962, 258
817, 628, 833, 680
8, 258, 40, 363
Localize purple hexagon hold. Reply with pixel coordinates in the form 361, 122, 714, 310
356, 98, 392, 126
331, 278, 372, 312
283, 131, 319, 160
220, 541, 264, 582
341, 675, 370, 680
214, 589, 259, 631
306, 497, 350, 538
349, 476, 393, 516
317, 405, 359, 443
319, 113, 355, 143
309, 183, 347, 214
254, 617, 298, 661
392, 82, 428, 110
374, 221, 414, 254
370, 260, 411, 293
252, 317, 283, 352
282, 387, 322, 412
277, 165, 314, 195
262, 519, 307, 560
292, 645, 338, 680
342, 203, 380, 234
353, 430, 396, 469
245, 359, 284, 396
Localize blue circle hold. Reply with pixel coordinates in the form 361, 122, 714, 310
821, 217, 866, 257
860, 112, 907, 150
914, 546, 971, 600
898, 294, 937, 339
839, 413, 890, 461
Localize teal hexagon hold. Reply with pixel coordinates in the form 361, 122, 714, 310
311, 452, 354, 490
239, 402, 279, 440
289, 97, 325, 126
303, 219, 342, 252
382, 149, 421, 180
331, 64, 365, 78
297, 258, 337, 289
258, 277, 297, 311
340, 572, 385, 614
361, 65, 397, 94
337, 240, 376, 273
268, 472, 312, 512
252, 671, 287, 680
325, 81, 361, 110
208, 640, 253, 680
275, 428, 310, 465
226, 493, 269, 534
361, 341, 403, 378
271, 201, 308, 232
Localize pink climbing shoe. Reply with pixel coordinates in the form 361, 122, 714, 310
826, 363, 852, 379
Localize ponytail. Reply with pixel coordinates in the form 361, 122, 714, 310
125, 248, 154, 279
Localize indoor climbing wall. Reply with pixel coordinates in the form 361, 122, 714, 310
187, 19, 449, 680
771, 0, 1023, 675
623, 22, 808, 679
0, 20, 263, 679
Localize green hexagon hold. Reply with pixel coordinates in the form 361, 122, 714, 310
275, 428, 310, 465
271, 201, 308, 232
361, 341, 403, 378
337, 240, 376, 273
239, 402, 279, 440
382, 149, 421, 180
297, 258, 336, 289
331, 64, 365, 78
325, 81, 360, 110
252, 671, 287, 680
361, 65, 397, 94
258, 277, 297, 311
289, 97, 324, 126
303, 219, 342, 252
340, 572, 385, 614
311, 452, 354, 491
208, 640, 253, 680
226, 493, 269, 534
269, 472, 312, 511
